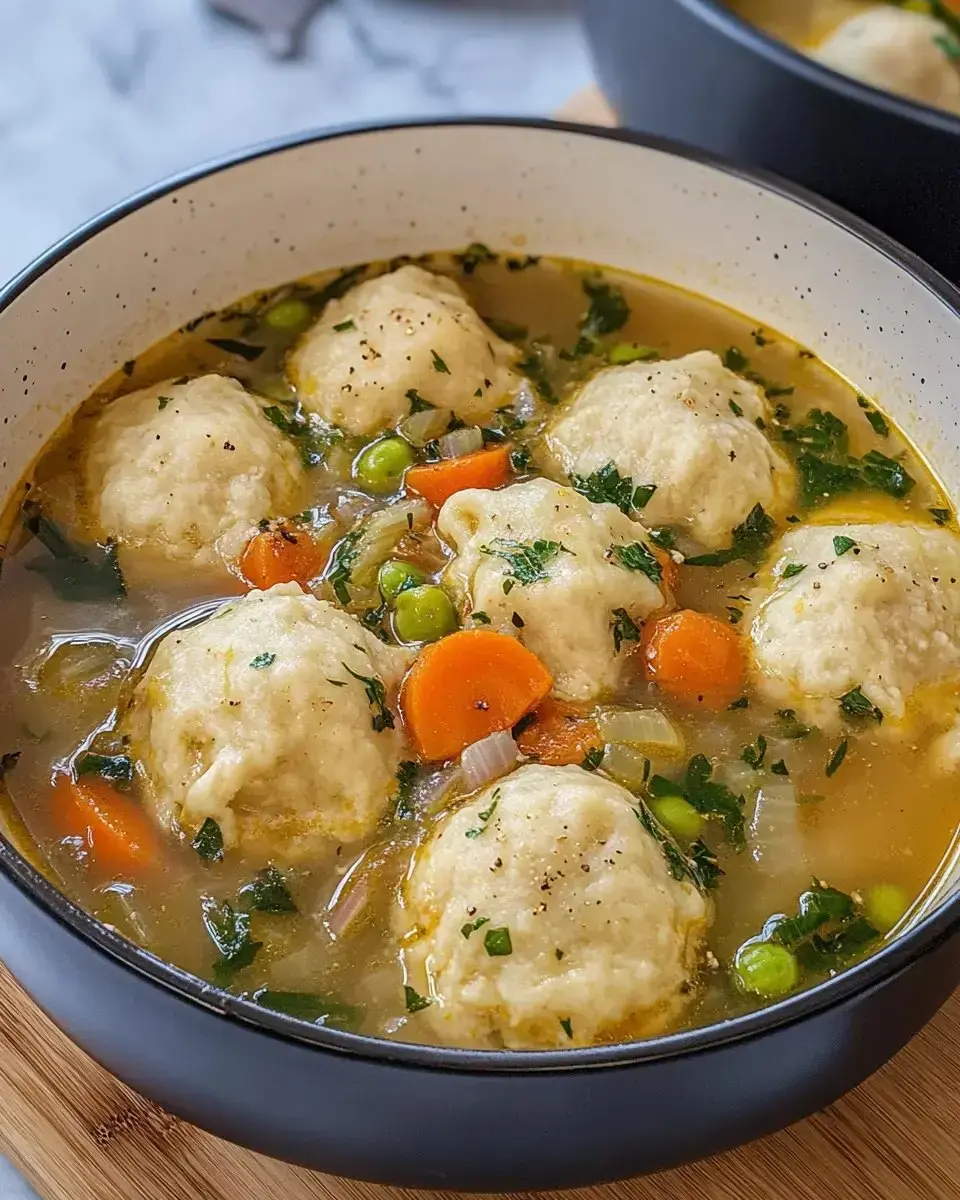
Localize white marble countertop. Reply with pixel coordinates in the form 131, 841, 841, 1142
0, 0, 593, 288
0, 0, 591, 1195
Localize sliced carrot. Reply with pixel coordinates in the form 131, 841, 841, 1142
652, 546, 680, 596
52, 773, 160, 877
641, 609, 745, 710
400, 629, 553, 761
405, 447, 511, 509
515, 698, 601, 766
239, 525, 329, 590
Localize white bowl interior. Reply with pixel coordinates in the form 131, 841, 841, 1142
2, 121, 960, 913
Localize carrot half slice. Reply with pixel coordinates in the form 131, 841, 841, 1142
515, 698, 601, 766
641, 608, 745, 710
52, 773, 160, 877
405, 446, 511, 509
400, 629, 553, 761
239, 526, 329, 591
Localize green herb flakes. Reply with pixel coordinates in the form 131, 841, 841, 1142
559, 1017, 574, 1039
406, 388, 433, 413
201, 897, 262, 980
75, 752, 133, 791
332, 319, 356, 333
571, 461, 646, 515
394, 760, 419, 820
782, 563, 806, 580
461, 916, 490, 939
771, 760, 789, 777
455, 242, 497, 275
471, 611, 492, 624
431, 349, 450, 374
510, 446, 532, 472
611, 608, 641, 653
484, 927, 513, 957
839, 686, 883, 724
192, 818, 224, 862
581, 747, 605, 772
685, 504, 774, 568
580, 276, 630, 340
833, 535, 857, 556
239, 865, 297, 914
253, 989, 361, 1031
157, 396, 173, 411
249, 652, 276, 670
465, 794, 500, 839
729, 399, 744, 418
327, 528, 362, 606
741, 734, 768, 770
775, 708, 812, 740
610, 541, 663, 584
343, 664, 395, 732
404, 985, 432, 1013
723, 346, 749, 372
728, 696, 749, 710
480, 538, 567, 585
931, 508, 951, 527
826, 739, 849, 777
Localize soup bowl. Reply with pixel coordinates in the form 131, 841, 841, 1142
1, 120, 960, 1190
582, 0, 960, 284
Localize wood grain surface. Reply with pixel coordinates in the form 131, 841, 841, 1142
2, 87, 958, 1200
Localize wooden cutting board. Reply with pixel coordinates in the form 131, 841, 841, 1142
3, 88, 960, 1200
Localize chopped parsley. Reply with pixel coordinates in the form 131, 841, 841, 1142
685, 503, 774, 568
75, 752, 133, 791
260, 402, 338, 468
775, 708, 812, 740
571, 461, 651, 515
249, 652, 276, 670
648, 527, 677, 551
833, 535, 857, 556
559, 1017, 574, 1039
609, 541, 663, 584
465, 794, 500, 839
431, 349, 450, 374
21, 501, 126, 603
728, 696, 749, 710
771, 759, 789, 777
343, 664, 395, 732
723, 346, 749, 372
857, 396, 889, 437
192, 817, 224, 862
825, 739, 849, 777
406, 388, 433, 413
393, 760, 419, 819
839, 686, 883, 724
404, 985, 432, 1013
201, 897, 262, 981
206, 337, 266, 362
480, 538, 567, 585
651, 754, 746, 847
484, 927, 513, 957
727, 607, 744, 625
635, 803, 723, 892
252, 989, 361, 1031
581, 747, 605, 772
238, 865, 297, 914
461, 916, 490, 939
633, 483, 657, 510
327, 528, 362, 605
579, 275, 630, 341
157, 395, 172, 411
741, 734, 768, 770
332, 319, 356, 332
454, 242, 496, 275
781, 408, 848, 455
611, 608, 641, 653
860, 449, 914, 498
517, 342, 558, 405
782, 563, 807, 580
509, 446, 532, 472
729, 399, 744, 418
471, 611, 492, 624
931, 508, 951, 527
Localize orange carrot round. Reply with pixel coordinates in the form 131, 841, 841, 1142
652, 546, 680, 596
239, 525, 329, 590
515, 698, 601, 766
405, 447, 511, 509
52, 774, 160, 877
400, 629, 553, 761
641, 609, 745, 710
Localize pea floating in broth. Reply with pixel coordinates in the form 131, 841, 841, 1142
0, 247, 958, 1050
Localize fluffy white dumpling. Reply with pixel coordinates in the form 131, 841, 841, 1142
397, 764, 709, 1050
749, 523, 960, 727
438, 479, 669, 702
546, 351, 795, 551
287, 266, 521, 437
815, 8, 960, 115
125, 584, 411, 862
83, 374, 303, 578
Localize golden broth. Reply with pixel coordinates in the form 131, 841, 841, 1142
0, 253, 956, 1046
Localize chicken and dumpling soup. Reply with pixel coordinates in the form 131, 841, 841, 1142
2, 249, 959, 1051
728, 0, 960, 116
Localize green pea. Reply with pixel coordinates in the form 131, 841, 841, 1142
863, 883, 909, 934
354, 438, 416, 494
263, 298, 312, 331
649, 794, 704, 842
393, 585, 458, 643
378, 559, 425, 603
734, 941, 799, 999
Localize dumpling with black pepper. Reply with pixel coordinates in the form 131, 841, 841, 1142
438, 478, 670, 702
287, 265, 521, 437
814, 7, 960, 116
546, 351, 795, 551
749, 522, 960, 728
83, 374, 303, 579
125, 584, 411, 863
396, 764, 710, 1049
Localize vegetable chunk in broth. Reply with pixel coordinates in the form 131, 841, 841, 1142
1, 249, 958, 1050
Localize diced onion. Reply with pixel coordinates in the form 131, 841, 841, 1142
461, 730, 519, 791
601, 743, 651, 790
513, 378, 538, 422
412, 764, 463, 814
350, 500, 431, 588
399, 407, 452, 447
750, 782, 804, 875
715, 759, 763, 801
325, 864, 370, 939
438, 426, 484, 460
597, 708, 684, 756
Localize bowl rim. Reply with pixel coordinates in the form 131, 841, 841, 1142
3, 116, 960, 1073
672, 0, 960, 135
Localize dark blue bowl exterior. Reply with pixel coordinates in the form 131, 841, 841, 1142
582, 0, 960, 284
1, 865, 957, 1189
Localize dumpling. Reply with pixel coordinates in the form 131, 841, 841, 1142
125, 584, 411, 863
749, 522, 960, 727
287, 266, 521, 437
438, 478, 669, 702
814, 8, 960, 116
83, 374, 303, 579
397, 764, 709, 1050
546, 351, 795, 551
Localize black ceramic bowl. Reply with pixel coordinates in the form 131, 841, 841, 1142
1, 120, 960, 1191
582, 0, 960, 283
